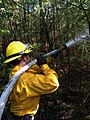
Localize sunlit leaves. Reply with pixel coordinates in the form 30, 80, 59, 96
13, 0, 22, 2
29, 42, 41, 50
0, 29, 10, 34
0, 0, 2, 3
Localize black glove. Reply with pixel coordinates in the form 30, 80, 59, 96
37, 56, 47, 66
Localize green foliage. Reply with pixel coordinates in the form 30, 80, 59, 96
29, 42, 42, 50
0, 29, 10, 34
0, 0, 90, 119
0, 11, 13, 18
0, 53, 12, 95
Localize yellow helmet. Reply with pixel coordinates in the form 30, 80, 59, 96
4, 41, 32, 64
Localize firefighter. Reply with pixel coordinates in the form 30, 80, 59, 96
4, 41, 59, 120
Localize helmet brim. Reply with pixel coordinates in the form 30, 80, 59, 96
4, 49, 32, 64
4, 55, 21, 64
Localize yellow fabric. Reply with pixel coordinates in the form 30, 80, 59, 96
9, 64, 59, 116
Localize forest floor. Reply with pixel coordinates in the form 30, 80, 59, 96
37, 62, 90, 120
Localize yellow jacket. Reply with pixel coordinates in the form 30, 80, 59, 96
9, 64, 59, 116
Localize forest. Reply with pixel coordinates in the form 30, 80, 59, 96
0, 0, 90, 120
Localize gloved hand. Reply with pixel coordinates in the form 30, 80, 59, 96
37, 56, 47, 66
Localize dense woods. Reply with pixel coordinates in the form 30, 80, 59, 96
0, 0, 90, 120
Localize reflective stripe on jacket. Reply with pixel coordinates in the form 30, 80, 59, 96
9, 64, 59, 116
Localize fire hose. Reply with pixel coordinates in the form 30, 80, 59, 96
0, 34, 88, 120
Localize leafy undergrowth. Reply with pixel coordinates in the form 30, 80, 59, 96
0, 51, 90, 120
37, 61, 90, 120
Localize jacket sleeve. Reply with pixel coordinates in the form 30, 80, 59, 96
28, 64, 59, 96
